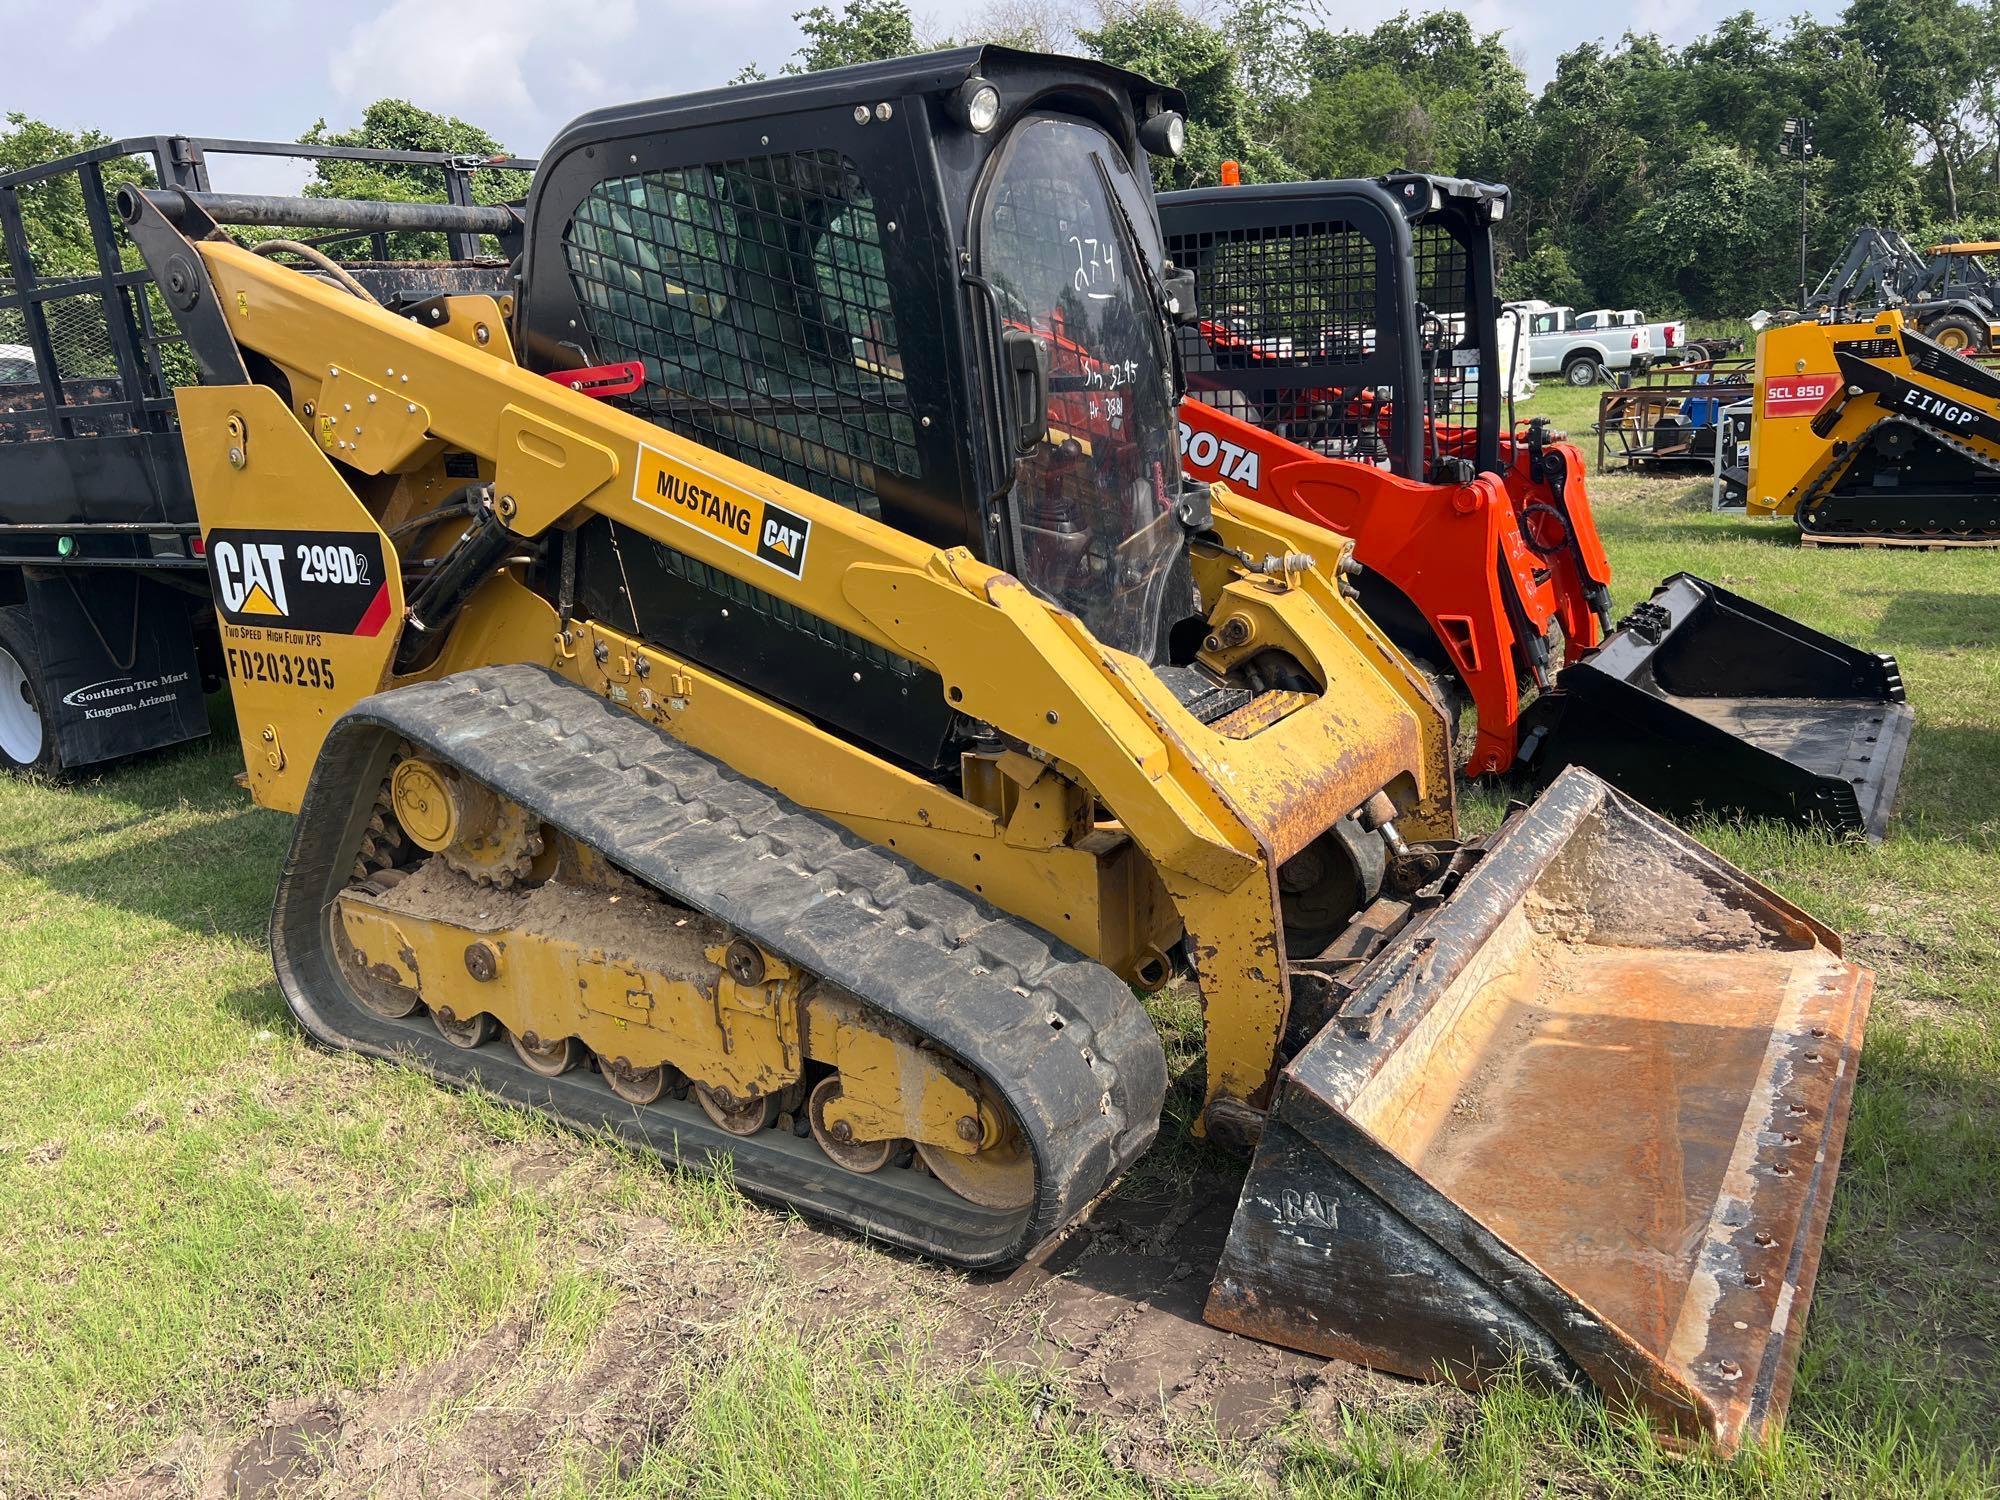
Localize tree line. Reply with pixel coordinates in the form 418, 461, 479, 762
778, 0, 2000, 318
6, 0, 1998, 319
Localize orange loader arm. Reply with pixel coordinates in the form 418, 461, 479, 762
1178, 399, 1611, 776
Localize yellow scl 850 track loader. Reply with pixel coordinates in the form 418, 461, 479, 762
1741, 309, 2000, 543
124, 49, 1871, 1452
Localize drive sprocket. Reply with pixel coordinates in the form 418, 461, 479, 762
441, 791, 543, 888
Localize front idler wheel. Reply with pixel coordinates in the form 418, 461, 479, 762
918, 1131, 1035, 1210
917, 1079, 1035, 1210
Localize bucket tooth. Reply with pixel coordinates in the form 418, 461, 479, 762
1207, 767, 1872, 1453
1520, 573, 1913, 840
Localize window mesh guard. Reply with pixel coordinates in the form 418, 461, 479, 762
1, 157, 196, 445
1168, 220, 1394, 464
0, 282, 156, 441
565, 150, 920, 519
1167, 213, 1488, 481
1411, 223, 1480, 464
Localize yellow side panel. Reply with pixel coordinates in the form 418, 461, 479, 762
177, 385, 404, 812
1745, 319, 1862, 518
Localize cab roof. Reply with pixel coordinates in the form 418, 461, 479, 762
538, 45, 1185, 170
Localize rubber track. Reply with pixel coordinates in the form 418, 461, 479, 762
270, 664, 1166, 1267
1798, 415, 2000, 542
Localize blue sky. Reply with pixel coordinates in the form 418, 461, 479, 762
10, 0, 1845, 191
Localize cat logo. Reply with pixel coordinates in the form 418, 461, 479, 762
212, 539, 290, 617
755, 502, 811, 578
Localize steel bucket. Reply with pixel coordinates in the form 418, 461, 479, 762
1520, 574, 1913, 840
1207, 767, 1871, 1452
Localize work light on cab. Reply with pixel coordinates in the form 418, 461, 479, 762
1141, 109, 1185, 157
958, 77, 1000, 132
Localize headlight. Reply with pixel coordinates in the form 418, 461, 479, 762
959, 78, 1000, 133
1140, 110, 1185, 158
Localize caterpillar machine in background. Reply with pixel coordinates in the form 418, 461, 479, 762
1735, 309, 2000, 547
1161, 174, 1913, 840
1793, 226, 2000, 353
124, 50, 1871, 1453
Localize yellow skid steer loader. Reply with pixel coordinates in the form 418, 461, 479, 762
124, 49, 1871, 1452
1741, 309, 2000, 543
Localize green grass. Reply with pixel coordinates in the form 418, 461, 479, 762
541, 1314, 1162, 1500
1, 396, 1998, 1494
0, 738, 717, 1492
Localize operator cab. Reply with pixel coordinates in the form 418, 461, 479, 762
1159, 172, 1509, 483
514, 48, 1206, 753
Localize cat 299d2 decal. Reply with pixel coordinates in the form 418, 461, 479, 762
207, 530, 393, 635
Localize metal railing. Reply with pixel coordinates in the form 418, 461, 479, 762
0, 135, 534, 447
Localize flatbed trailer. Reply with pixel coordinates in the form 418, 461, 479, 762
0, 135, 529, 771
1595, 363, 1753, 473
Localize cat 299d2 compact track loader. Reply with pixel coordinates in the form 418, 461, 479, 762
1160, 175, 1914, 841
124, 49, 1870, 1453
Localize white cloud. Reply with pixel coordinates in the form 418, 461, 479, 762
327, 0, 641, 138
72, 0, 153, 46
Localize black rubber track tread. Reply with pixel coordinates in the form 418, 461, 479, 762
1798, 415, 2000, 541
269, 664, 1166, 1267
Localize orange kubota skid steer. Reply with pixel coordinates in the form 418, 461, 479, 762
120, 50, 1871, 1454
1161, 175, 1914, 840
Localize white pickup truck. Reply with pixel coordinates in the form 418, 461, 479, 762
1576, 308, 1690, 366
1508, 301, 1657, 386
0, 344, 37, 384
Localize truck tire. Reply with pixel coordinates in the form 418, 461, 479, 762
1563, 353, 1604, 387
1923, 312, 1984, 353
0, 606, 57, 774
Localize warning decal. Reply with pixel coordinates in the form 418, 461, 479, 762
633, 445, 812, 580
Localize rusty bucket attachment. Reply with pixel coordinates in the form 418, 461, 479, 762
1207, 767, 1871, 1454
1517, 573, 1913, 841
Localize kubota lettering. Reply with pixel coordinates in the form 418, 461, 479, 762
1176, 421, 1261, 490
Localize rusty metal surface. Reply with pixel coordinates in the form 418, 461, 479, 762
341, 261, 513, 300
1208, 688, 1316, 739
1204, 767, 1874, 1452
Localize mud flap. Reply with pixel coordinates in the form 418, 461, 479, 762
25, 569, 209, 768
1517, 574, 1912, 840
1206, 768, 1871, 1454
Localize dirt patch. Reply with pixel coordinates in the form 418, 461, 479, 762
1843, 928, 1984, 1025
1525, 810, 1782, 953
223, 1404, 341, 1499
80, 1159, 1396, 1498
367, 857, 727, 984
